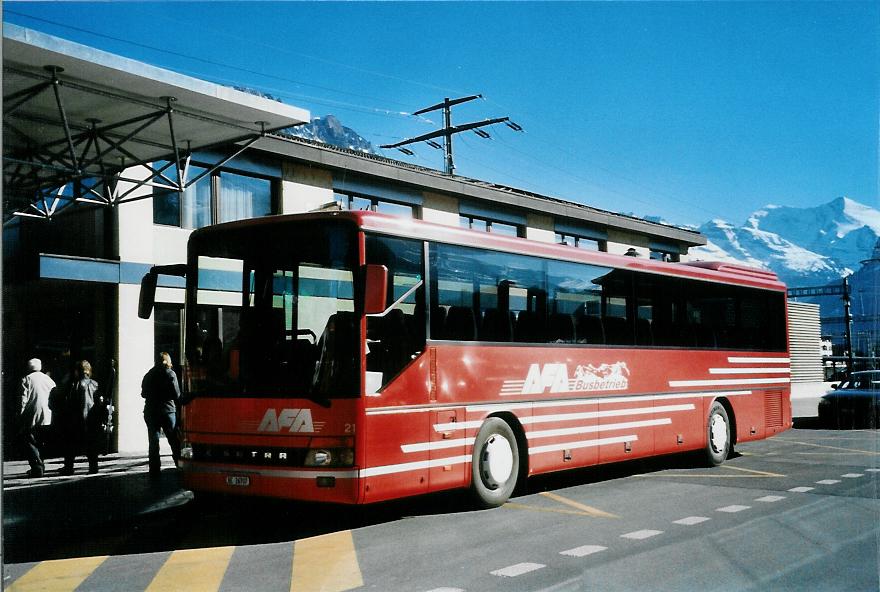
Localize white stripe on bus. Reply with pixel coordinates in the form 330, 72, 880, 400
526, 418, 671, 439
401, 438, 476, 453
359, 455, 472, 477
367, 390, 752, 417
530, 435, 638, 454
669, 377, 790, 387
709, 367, 790, 374
433, 403, 695, 432
727, 357, 791, 364
401, 419, 670, 454
183, 464, 359, 479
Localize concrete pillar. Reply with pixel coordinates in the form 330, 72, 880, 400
526, 213, 556, 243
115, 168, 155, 454
422, 192, 460, 226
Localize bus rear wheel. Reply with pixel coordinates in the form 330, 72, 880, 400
471, 418, 519, 508
705, 401, 731, 467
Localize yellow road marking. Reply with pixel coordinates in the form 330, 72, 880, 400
539, 491, 619, 518
291, 530, 363, 592
505, 502, 611, 517
7, 555, 108, 592
722, 465, 785, 477
146, 546, 234, 592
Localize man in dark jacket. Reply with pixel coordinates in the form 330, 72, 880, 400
141, 351, 181, 476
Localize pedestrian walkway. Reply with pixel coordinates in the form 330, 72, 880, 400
3, 448, 192, 564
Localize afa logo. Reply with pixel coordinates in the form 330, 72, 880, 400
519, 362, 630, 395
257, 408, 316, 433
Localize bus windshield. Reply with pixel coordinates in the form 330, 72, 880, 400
185, 220, 359, 398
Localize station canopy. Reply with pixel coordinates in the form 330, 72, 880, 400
3, 24, 310, 222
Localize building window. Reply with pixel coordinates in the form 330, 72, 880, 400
460, 215, 524, 238
153, 163, 276, 229
556, 232, 606, 251
335, 192, 418, 218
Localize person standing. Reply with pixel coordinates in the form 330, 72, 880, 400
19, 358, 56, 478
141, 352, 181, 476
59, 360, 105, 475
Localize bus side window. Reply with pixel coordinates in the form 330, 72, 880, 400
365, 234, 425, 387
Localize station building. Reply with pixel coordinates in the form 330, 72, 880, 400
2, 26, 705, 454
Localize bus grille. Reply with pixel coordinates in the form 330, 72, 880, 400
764, 390, 784, 428
192, 443, 309, 467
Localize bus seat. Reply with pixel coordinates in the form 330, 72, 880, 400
430, 306, 448, 340
603, 316, 633, 345
576, 314, 604, 344
636, 318, 654, 346
445, 306, 477, 341
480, 308, 513, 342
314, 311, 358, 393
515, 310, 545, 343
548, 313, 575, 343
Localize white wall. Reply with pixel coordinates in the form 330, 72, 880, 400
281, 163, 334, 213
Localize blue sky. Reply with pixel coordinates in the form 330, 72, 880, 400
5, 2, 878, 227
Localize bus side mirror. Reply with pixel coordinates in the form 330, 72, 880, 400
138, 272, 158, 319
363, 264, 389, 315
138, 264, 187, 319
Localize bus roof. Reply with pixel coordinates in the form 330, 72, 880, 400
192, 210, 786, 291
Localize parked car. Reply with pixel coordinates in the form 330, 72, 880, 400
818, 370, 880, 429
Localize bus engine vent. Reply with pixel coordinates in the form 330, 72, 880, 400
764, 390, 784, 428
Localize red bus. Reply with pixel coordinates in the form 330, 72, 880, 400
140, 211, 791, 507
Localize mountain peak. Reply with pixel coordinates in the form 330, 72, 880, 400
692, 196, 880, 287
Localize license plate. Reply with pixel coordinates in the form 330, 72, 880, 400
226, 475, 250, 487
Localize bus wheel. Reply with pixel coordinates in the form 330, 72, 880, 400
471, 418, 519, 508
705, 402, 731, 467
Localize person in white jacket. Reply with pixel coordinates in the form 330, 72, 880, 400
20, 358, 56, 478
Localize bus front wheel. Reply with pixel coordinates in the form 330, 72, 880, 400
470, 418, 519, 508
705, 401, 731, 467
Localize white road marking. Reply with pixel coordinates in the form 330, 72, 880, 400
621, 529, 663, 540
716, 505, 751, 513
816, 479, 841, 485
755, 495, 786, 503
841, 473, 864, 478
789, 486, 815, 492
866, 469, 880, 473
424, 589, 465, 592
560, 545, 607, 557
674, 516, 710, 526
491, 563, 546, 577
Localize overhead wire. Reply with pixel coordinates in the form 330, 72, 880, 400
6, 8, 724, 224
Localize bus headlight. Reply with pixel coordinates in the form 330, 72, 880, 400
306, 449, 333, 466
304, 448, 354, 467
180, 442, 193, 460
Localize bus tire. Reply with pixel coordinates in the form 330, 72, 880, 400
470, 418, 519, 508
705, 401, 731, 467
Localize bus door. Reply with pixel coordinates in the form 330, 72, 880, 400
430, 407, 466, 490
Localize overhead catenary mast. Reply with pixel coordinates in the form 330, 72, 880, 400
381, 94, 522, 174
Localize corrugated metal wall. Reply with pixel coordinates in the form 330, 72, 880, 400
788, 301, 824, 383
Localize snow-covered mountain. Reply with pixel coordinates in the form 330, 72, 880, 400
282, 115, 377, 154
690, 197, 880, 288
